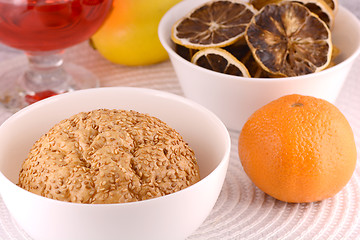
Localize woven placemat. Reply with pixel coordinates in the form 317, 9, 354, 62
0, 42, 359, 240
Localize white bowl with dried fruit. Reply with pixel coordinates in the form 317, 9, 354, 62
158, 0, 360, 131
0, 87, 230, 240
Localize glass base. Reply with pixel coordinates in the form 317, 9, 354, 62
0, 62, 99, 112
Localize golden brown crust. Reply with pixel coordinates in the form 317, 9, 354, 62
18, 109, 200, 204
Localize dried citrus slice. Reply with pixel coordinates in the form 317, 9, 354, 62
249, 0, 281, 10
225, 43, 269, 77
171, 0, 257, 49
245, 2, 333, 77
250, 0, 335, 29
327, 45, 340, 68
191, 47, 251, 77
323, 0, 338, 15
175, 44, 198, 62
282, 0, 335, 29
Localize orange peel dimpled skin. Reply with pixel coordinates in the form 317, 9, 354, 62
238, 94, 357, 203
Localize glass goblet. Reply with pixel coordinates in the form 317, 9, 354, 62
0, 0, 113, 111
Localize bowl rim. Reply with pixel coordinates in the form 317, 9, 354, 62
158, 2, 360, 83
0, 87, 231, 208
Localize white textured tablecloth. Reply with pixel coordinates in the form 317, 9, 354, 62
1, 1, 360, 239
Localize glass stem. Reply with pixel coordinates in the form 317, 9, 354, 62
22, 50, 71, 94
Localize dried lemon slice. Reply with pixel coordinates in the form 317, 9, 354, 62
282, 0, 335, 29
323, 0, 338, 15
175, 44, 198, 62
250, 0, 335, 29
327, 45, 340, 68
191, 48, 251, 77
245, 2, 333, 77
225, 43, 269, 77
171, 0, 257, 49
249, 0, 281, 10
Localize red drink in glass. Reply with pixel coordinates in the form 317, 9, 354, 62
0, 0, 113, 51
0, 0, 113, 111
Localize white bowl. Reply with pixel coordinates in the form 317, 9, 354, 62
158, 0, 360, 131
0, 87, 231, 240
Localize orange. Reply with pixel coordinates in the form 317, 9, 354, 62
238, 94, 357, 203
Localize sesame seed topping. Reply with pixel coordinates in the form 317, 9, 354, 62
18, 109, 200, 204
